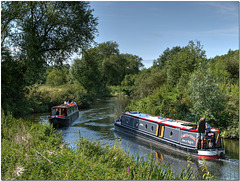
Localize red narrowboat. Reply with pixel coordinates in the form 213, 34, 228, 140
48, 103, 79, 128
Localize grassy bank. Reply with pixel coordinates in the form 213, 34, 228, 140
1, 111, 213, 180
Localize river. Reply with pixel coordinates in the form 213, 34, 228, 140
32, 98, 239, 180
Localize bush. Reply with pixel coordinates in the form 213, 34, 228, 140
46, 68, 68, 86
25, 84, 91, 113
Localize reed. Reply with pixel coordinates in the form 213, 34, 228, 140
113, 93, 128, 119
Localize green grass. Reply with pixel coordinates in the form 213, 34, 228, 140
1, 110, 213, 180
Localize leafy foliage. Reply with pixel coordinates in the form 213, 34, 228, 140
71, 52, 106, 97
71, 41, 143, 97
188, 64, 227, 126
2, 1, 98, 65
1, 47, 30, 117
46, 67, 68, 86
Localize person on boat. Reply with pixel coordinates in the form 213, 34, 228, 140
56, 109, 59, 115
71, 100, 77, 106
64, 100, 68, 104
205, 122, 210, 134
197, 117, 206, 149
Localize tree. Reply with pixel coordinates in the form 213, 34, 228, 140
101, 55, 127, 85
153, 46, 182, 69
188, 65, 227, 126
166, 41, 206, 86
1, 47, 30, 117
70, 50, 106, 97
1, 1, 98, 84
212, 49, 239, 83
72, 41, 144, 87
120, 53, 143, 75
46, 67, 68, 86
97, 41, 120, 58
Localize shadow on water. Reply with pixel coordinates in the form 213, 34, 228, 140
33, 97, 239, 180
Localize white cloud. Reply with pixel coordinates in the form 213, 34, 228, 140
201, 27, 238, 37
200, 2, 238, 18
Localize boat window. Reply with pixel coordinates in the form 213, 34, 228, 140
151, 126, 154, 131
145, 124, 148, 129
56, 109, 60, 115
170, 131, 173, 137
136, 120, 139, 127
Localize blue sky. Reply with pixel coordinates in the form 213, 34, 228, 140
89, 1, 239, 68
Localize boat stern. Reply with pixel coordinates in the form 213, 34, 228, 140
198, 148, 225, 160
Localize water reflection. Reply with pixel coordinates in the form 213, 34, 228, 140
224, 139, 239, 160
155, 152, 164, 163
33, 98, 239, 180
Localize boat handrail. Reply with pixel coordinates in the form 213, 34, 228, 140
129, 111, 141, 114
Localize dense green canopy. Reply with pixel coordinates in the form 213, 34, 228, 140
1, 1, 98, 116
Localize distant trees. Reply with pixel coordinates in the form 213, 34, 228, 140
71, 50, 104, 97
70, 41, 143, 97
46, 67, 68, 86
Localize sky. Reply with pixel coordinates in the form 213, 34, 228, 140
89, 1, 239, 68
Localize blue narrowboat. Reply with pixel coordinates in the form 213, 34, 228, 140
114, 111, 225, 160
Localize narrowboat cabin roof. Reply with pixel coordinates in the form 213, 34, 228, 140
52, 103, 76, 109
123, 111, 198, 132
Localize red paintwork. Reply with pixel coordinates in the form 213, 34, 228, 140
123, 112, 198, 132
50, 103, 78, 116
198, 155, 225, 160
48, 115, 65, 119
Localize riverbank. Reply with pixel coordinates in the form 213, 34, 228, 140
1, 110, 213, 180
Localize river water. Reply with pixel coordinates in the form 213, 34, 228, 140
34, 98, 239, 180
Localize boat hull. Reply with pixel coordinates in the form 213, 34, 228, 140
49, 111, 79, 128
114, 121, 197, 153
114, 122, 198, 158
198, 149, 225, 160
